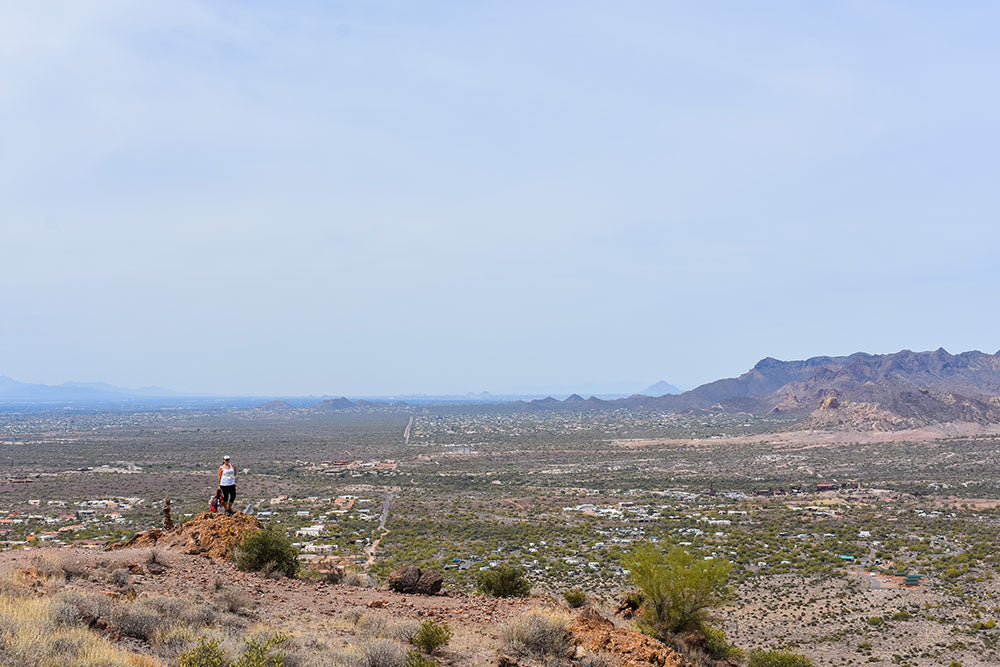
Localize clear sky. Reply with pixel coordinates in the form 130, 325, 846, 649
2, 1, 999, 396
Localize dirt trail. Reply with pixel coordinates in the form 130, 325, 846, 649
363, 491, 395, 572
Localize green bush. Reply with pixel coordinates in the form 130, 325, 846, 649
701, 623, 743, 661
231, 632, 290, 667
411, 619, 452, 654
622, 543, 731, 637
406, 650, 438, 666
476, 564, 531, 598
563, 589, 587, 608
179, 636, 227, 667
234, 524, 300, 577
748, 648, 814, 667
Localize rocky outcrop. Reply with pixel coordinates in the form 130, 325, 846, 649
567, 608, 690, 666
110, 512, 263, 560
387, 565, 444, 595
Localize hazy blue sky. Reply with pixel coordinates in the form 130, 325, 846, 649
2, 1, 999, 396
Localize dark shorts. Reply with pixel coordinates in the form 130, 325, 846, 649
221, 485, 236, 502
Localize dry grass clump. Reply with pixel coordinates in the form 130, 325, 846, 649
214, 588, 255, 615
342, 571, 378, 588
354, 610, 419, 642
356, 638, 409, 667
0, 594, 158, 666
503, 609, 570, 660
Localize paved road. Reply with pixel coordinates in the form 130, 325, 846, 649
404, 416, 413, 445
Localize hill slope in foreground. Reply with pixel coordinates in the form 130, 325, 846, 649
0, 513, 691, 666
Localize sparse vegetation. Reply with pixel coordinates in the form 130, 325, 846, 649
477, 564, 531, 598
234, 524, 299, 578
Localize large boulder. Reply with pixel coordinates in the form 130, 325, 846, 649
416, 569, 444, 595
388, 565, 443, 595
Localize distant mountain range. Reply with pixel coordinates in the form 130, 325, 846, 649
0, 376, 186, 401
521, 348, 1000, 428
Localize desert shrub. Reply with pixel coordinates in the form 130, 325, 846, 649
748, 648, 815, 667
325, 568, 345, 584
406, 651, 437, 667
110, 568, 132, 587
357, 611, 419, 642
358, 638, 408, 667
215, 589, 255, 615
476, 564, 531, 598
113, 603, 166, 641
51, 590, 111, 628
231, 631, 290, 667
151, 625, 197, 662
411, 619, 451, 654
503, 610, 569, 659
343, 571, 378, 588
623, 543, 731, 636
234, 524, 300, 577
147, 548, 168, 566
563, 588, 587, 608
701, 622, 743, 661
179, 635, 228, 667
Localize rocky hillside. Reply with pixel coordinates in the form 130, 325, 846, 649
0, 516, 693, 666
528, 349, 1000, 427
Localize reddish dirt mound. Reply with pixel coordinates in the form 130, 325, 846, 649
111, 512, 262, 560
567, 608, 689, 667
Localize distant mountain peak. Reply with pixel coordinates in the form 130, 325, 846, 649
641, 380, 680, 397
564, 394, 584, 402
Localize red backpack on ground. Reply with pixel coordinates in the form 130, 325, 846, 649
209, 489, 223, 513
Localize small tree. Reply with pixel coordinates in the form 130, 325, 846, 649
476, 564, 531, 598
234, 524, 300, 577
623, 543, 731, 637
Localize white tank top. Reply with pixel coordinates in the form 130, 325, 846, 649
220, 465, 236, 486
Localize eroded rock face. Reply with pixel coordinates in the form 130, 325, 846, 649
388, 565, 443, 595
568, 607, 690, 667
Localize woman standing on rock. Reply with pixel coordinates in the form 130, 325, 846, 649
217, 455, 237, 515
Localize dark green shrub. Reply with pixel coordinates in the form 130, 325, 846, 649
622, 543, 731, 637
234, 524, 299, 577
411, 619, 451, 654
748, 648, 815, 667
476, 564, 531, 598
563, 589, 587, 608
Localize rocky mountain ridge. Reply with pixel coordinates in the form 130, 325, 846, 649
524, 349, 1000, 428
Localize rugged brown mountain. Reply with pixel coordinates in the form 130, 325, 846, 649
534, 349, 1000, 427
